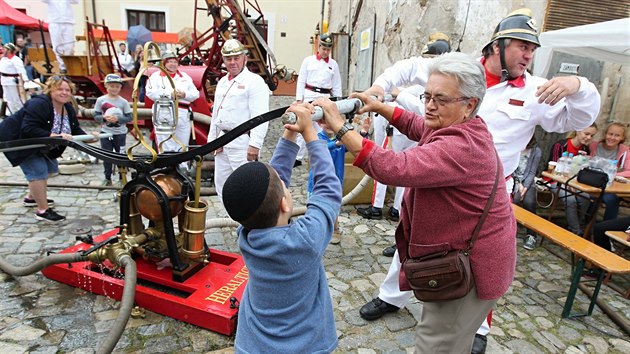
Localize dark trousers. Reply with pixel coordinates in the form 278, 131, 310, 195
513, 184, 537, 236
592, 216, 630, 251
100, 133, 127, 180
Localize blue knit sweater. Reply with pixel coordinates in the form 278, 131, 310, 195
234, 137, 341, 354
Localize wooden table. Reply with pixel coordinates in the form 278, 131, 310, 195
540, 171, 630, 239
542, 171, 630, 197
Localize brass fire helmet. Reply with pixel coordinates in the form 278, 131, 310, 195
135, 174, 185, 222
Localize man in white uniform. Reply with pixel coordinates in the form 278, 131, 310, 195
146, 51, 200, 153
42, 0, 79, 72
116, 42, 135, 75
293, 34, 342, 166
358, 9, 601, 354
357, 33, 451, 225
0, 43, 30, 115
208, 39, 270, 201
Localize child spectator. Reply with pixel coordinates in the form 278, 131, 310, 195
306, 118, 350, 244
93, 74, 132, 185
513, 136, 542, 250
221, 102, 341, 354
589, 122, 630, 221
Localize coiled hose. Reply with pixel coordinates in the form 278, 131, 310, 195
0, 252, 138, 354
96, 255, 137, 354
0, 252, 87, 275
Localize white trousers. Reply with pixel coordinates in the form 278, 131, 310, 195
372, 134, 415, 209
155, 110, 190, 169
379, 249, 491, 336
2, 84, 23, 115
49, 22, 75, 70
213, 134, 250, 201
155, 109, 191, 152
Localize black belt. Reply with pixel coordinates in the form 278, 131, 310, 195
0, 72, 20, 77
305, 84, 332, 94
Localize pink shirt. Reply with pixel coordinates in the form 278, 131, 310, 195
354, 108, 517, 300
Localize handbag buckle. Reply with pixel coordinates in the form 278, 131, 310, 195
428, 279, 438, 288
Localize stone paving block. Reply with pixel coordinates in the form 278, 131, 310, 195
0, 342, 28, 354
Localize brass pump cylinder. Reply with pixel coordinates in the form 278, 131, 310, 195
181, 200, 209, 262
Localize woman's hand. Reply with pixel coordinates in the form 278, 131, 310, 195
87, 132, 99, 143
350, 92, 385, 115
362, 84, 386, 102
50, 133, 73, 140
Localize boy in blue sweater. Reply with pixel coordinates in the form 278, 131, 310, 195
222, 102, 342, 354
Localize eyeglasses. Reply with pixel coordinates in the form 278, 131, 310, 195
420, 93, 470, 106
49, 75, 72, 83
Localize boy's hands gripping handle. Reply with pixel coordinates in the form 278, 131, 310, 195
280, 94, 393, 125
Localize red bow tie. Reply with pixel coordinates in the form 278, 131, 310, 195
316, 54, 329, 63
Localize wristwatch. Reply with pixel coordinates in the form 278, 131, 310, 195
335, 123, 354, 141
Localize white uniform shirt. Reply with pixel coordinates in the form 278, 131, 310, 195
0, 54, 29, 86
209, 67, 270, 149
372, 56, 601, 176
42, 0, 79, 24
117, 51, 135, 73
295, 55, 342, 101
145, 70, 200, 111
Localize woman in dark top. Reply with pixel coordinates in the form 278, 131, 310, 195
0, 76, 95, 222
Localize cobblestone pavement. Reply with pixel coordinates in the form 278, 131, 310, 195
1, 96, 629, 354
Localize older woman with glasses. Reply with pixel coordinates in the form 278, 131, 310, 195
0, 76, 95, 222
314, 52, 516, 353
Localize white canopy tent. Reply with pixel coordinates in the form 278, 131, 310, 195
533, 18, 630, 77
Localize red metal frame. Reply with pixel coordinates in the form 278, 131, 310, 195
41, 230, 247, 335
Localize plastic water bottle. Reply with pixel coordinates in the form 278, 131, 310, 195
604, 160, 618, 186
565, 153, 574, 177
556, 152, 568, 176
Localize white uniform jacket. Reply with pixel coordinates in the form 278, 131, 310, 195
208, 67, 270, 149
145, 70, 200, 111
0, 55, 29, 86
117, 51, 135, 73
372, 56, 601, 176
295, 55, 342, 101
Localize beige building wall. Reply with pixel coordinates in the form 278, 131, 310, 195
326, 0, 629, 125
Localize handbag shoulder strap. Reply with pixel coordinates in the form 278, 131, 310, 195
466, 151, 501, 252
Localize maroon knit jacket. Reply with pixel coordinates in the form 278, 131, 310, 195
354, 108, 516, 300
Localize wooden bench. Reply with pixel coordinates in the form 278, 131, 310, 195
605, 231, 630, 250
512, 204, 630, 318
604, 231, 630, 298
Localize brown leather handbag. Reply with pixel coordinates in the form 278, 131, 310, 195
402, 154, 500, 302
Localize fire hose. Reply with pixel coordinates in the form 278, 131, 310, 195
0, 252, 138, 354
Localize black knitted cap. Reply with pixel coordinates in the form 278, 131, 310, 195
222, 161, 270, 222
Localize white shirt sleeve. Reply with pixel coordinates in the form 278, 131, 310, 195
373, 56, 430, 93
